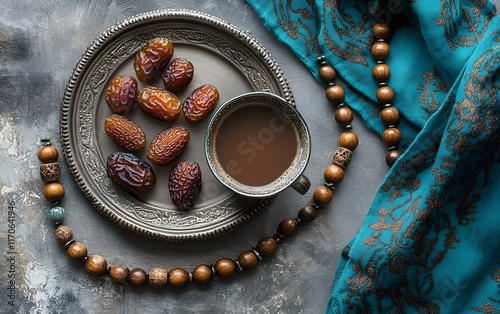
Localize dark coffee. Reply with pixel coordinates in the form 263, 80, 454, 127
215, 106, 297, 186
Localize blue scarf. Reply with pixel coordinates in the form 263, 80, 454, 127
246, 0, 500, 312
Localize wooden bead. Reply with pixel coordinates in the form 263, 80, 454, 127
67, 241, 87, 261
192, 264, 213, 284
256, 237, 278, 258
40, 162, 61, 182
372, 63, 390, 83
324, 164, 345, 184
85, 255, 108, 277
298, 205, 317, 224
38, 145, 59, 163
168, 268, 190, 287
55, 225, 73, 244
382, 127, 402, 146
339, 131, 359, 151
109, 264, 130, 284
313, 186, 333, 206
325, 85, 345, 104
148, 267, 168, 289
380, 106, 400, 125
376, 86, 394, 104
332, 147, 352, 169
371, 41, 390, 61
319, 64, 336, 83
278, 219, 299, 237
386, 150, 401, 167
214, 258, 236, 278
237, 250, 259, 271
129, 268, 147, 286
334, 106, 354, 125
372, 23, 391, 40
43, 182, 65, 202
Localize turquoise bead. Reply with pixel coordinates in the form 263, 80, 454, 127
49, 206, 65, 223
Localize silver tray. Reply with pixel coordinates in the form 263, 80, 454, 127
60, 9, 294, 241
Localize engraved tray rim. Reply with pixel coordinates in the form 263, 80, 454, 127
60, 9, 294, 242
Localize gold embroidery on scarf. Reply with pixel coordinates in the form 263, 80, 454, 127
322, 0, 372, 65
436, 0, 495, 50
272, 0, 318, 57
419, 67, 449, 120
471, 263, 500, 312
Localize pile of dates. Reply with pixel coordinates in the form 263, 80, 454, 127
104, 37, 220, 209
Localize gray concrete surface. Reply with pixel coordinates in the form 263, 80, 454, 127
1, 1, 499, 313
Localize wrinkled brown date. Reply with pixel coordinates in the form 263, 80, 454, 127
169, 161, 202, 209
137, 86, 182, 121
105, 75, 138, 114
134, 37, 174, 83
104, 114, 146, 151
183, 84, 220, 123
147, 126, 190, 165
162, 58, 194, 93
107, 152, 156, 194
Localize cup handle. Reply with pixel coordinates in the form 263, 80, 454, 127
291, 174, 310, 195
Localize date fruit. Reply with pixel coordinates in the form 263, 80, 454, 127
107, 152, 156, 194
169, 161, 202, 209
104, 114, 146, 151
105, 75, 138, 114
183, 84, 220, 123
134, 37, 174, 83
162, 57, 194, 93
148, 126, 190, 165
137, 86, 182, 121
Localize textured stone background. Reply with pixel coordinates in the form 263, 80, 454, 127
1, 1, 499, 313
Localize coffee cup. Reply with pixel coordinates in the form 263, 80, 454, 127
205, 92, 311, 198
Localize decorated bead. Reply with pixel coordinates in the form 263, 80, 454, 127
372, 23, 391, 40
38, 145, 59, 163
339, 131, 359, 151
85, 255, 108, 277
332, 147, 352, 169
148, 267, 168, 289
192, 264, 213, 284
256, 237, 278, 258
372, 63, 390, 83
298, 205, 317, 224
318, 64, 336, 83
109, 264, 130, 284
49, 206, 65, 223
334, 106, 354, 125
382, 127, 402, 146
381, 106, 400, 125
313, 186, 333, 206
40, 162, 61, 182
43, 182, 65, 202
237, 250, 259, 271
214, 258, 236, 278
278, 219, 299, 237
371, 42, 390, 61
386, 150, 401, 167
325, 85, 345, 104
55, 225, 73, 244
168, 268, 190, 287
324, 164, 345, 184
376, 86, 394, 104
67, 241, 87, 261
129, 268, 147, 286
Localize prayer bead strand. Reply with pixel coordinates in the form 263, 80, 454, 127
38, 131, 346, 287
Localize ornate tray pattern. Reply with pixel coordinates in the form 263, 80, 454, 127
60, 9, 294, 241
